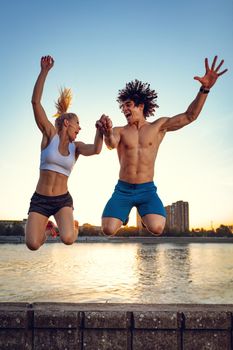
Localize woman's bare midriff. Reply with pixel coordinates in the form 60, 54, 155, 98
36, 170, 69, 196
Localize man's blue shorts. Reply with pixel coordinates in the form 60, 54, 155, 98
102, 180, 166, 223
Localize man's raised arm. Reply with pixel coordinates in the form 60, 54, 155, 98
160, 56, 228, 132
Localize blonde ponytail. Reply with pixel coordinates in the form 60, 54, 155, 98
53, 88, 77, 131
54, 87, 72, 117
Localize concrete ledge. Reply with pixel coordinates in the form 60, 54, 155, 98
134, 311, 182, 329
0, 303, 233, 349
184, 310, 232, 329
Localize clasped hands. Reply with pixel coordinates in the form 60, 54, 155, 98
96, 114, 113, 136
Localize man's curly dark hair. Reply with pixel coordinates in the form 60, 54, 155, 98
117, 79, 159, 118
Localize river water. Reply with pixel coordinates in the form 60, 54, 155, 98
0, 242, 233, 303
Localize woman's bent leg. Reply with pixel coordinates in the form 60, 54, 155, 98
54, 207, 78, 245
25, 212, 49, 250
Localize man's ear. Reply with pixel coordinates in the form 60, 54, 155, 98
138, 103, 144, 112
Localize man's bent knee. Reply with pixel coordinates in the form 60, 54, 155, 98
101, 218, 122, 237
102, 225, 117, 236
146, 223, 165, 236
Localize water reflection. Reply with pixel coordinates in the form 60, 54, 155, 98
0, 243, 233, 303
188, 244, 233, 303
134, 244, 192, 303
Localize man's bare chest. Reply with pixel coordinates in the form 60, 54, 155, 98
120, 128, 160, 150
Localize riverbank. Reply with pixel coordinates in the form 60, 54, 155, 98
1, 235, 233, 244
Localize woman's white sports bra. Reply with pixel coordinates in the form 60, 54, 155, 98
40, 134, 76, 177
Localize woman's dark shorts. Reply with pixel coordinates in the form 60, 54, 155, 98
28, 192, 74, 218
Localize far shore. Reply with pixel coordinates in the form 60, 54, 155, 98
1, 235, 233, 244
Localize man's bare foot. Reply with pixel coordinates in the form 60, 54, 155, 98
46, 220, 59, 238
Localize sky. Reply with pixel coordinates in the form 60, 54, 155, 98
0, 0, 232, 229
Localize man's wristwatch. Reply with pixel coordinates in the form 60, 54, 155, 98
200, 86, 210, 94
